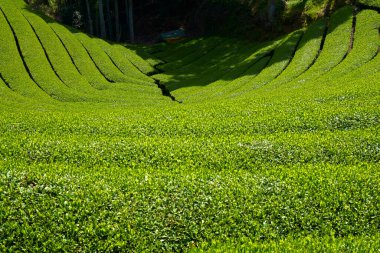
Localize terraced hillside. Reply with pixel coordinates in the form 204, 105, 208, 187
151, 6, 379, 103
0, 0, 379, 252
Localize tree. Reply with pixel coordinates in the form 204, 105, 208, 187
98, 0, 106, 38
268, 0, 276, 25
106, 0, 113, 39
114, 0, 121, 41
126, 0, 134, 43
85, 0, 94, 34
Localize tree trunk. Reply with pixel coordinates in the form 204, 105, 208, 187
106, 0, 113, 39
98, 0, 107, 38
127, 0, 134, 43
85, 0, 94, 35
268, 0, 276, 27
115, 0, 121, 41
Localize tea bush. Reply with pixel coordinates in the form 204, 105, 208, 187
0, 1, 379, 252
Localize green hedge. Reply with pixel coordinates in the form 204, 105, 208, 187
320, 10, 380, 80
357, 0, 380, 8
21, 11, 113, 102
0, 1, 87, 102
153, 38, 211, 62
1, 1, 379, 251
75, 32, 152, 86
95, 39, 154, 83
293, 6, 353, 84
157, 37, 224, 71
49, 23, 111, 90
192, 235, 380, 252
270, 18, 326, 87
119, 45, 158, 75
184, 43, 276, 101
238, 30, 304, 92
49, 22, 165, 102
0, 8, 52, 102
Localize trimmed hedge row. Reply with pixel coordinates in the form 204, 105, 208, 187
183, 42, 277, 101
21, 10, 111, 102
75, 32, 152, 86
270, 19, 326, 87
319, 10, 380, 80
230, 30, 304, 97
160, 38, 260, 94
157, 37, 225, 72
293, 6, 354, 84
95, 38, 154, 83
0, 75, 35, 108
0, 1, 87, 102
0, 8, 52, 101
153, 38, 212, 62
49, 23, 111, 90
49, 22, 164, 102
24, 10, 165, 103
119, 45, 157, 75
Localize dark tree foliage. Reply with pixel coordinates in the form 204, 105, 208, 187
25, 0, 350, 43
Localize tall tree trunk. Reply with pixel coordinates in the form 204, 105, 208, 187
114, 0, 121, 41
85, 0, 94, 35
98, 0, 107, 38
268, 0, 276, 29
128, 0, 134, 43
106, 0, 113, 39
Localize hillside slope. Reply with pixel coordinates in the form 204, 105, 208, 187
0, 0, 379, 252
151, 6, 379, 103
0, 0, 169, 105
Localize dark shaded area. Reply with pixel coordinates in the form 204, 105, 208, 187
154, 79, 182, 103
25, 0, 303, 43
24, 0, 359, 44
133, 0, 277, 42
144, 6, 354, 93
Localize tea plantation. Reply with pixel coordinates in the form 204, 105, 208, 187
0, 0, 379, 251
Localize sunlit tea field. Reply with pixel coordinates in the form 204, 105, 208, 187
0, 0, 379, 251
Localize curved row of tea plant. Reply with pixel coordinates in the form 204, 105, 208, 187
318, 9, 380, 81
21, 10, 114, 102
0, 9, 53, 101
0, 0, 167, 104
0, 1, 86, 102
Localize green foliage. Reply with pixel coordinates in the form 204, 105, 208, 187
119, 45, 158, 75
357, 0, 380, 8
192, 235, 380, 252
291, 6, 353, 85
320, 9, 380, 80
74, 32, 151, 86
22, 10, 111, 102
0, 7, 53, 101
96, 39, 155, 83
0, 0, 86, 102
0, 0, 379, 252
304, 0, 331, 18
269, 18, 326, 87
233, 30, 304, 94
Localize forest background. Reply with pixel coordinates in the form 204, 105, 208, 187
25, 0, 363, 43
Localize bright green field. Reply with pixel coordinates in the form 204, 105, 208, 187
0, 0, 379, 251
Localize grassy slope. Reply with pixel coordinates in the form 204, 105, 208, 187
0, 1, 379, 252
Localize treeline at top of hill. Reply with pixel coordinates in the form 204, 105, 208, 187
26, 0, 380, 43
